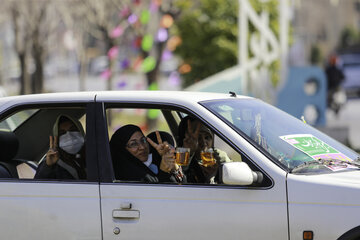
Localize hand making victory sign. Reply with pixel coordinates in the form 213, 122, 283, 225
147, 131, 177, 173
146, 131, 171, 157
46, 135, 59, 166
183, 119, 201, 155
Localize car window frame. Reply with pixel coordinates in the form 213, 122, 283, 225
0, 102, 99, 183
96, 101, 273, 189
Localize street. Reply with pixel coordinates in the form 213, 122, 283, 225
326, 98, 360, 151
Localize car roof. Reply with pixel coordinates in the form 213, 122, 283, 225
0, 91, 97, 111
96, 90, 251, 103
0, 91, 251, 110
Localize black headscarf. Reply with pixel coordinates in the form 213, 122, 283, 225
110, 124, 157, 181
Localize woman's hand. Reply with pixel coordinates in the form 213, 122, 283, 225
147, 131, 170, 157
46, 136, 59, 166
183, 119, 200, 154
159, 147, 178, 173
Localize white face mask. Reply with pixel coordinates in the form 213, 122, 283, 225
59, 131, 84, 155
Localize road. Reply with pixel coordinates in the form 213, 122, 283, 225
326, 98, 360, 151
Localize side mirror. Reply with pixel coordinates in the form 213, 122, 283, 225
221, 162, 263, 185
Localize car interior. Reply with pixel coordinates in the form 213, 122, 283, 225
0, 104, 269, 187
0, 107, 86, 179
105, 106, 268, 186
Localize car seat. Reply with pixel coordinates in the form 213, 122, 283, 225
0, 131, 37, 178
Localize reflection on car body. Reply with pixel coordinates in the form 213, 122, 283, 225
0, 91, 359, 240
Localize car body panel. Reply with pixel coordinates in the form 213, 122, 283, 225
287, 172, 360, 239
100, 182, 288, 240
0, 182, 102, 240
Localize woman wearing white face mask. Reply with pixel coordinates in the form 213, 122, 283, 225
35, 115, 86, 180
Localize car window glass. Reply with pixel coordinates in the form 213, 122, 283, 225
106, 108, 171, 138
105, 106, 268, 187
213, 135, 242, 162
0, 109, 38, 131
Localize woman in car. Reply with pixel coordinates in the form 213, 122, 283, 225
178, 116, 232, 184
35, 115, 86, 180
110, 124, 185, 183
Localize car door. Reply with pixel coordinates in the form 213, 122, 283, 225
96, 102, 289, 240
0, 101, 102, 240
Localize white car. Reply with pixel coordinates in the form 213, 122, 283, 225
0, 90, 359, 240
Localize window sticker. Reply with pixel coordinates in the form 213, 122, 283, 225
280, 134, 354, 171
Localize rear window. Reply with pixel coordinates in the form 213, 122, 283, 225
0, 109, 38, 131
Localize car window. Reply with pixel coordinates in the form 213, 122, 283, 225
106, 108, 171, 138
0, 109, 38, 131
105, 106, 269, 187
201, 98, 360, 174
0, 106, 88, 182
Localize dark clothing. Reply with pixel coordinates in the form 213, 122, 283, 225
35, 147, 86, 180
325, 65, 344, 90
111, 152, 176, 183
325, 64, 345, 109
182, 156, 206, 183
110, 124, 182, 183
35, 158, 85, 180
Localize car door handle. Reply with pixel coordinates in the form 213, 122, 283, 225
112, 209, 140, 219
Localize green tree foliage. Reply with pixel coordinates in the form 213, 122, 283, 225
339, 26, 359, 49
173, 0, 238, 87
173, 0, 282, 88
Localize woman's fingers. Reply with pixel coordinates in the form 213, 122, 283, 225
186, 120, 201, 142
46, 147, 59, 166
191, 122, 201, 139
155, 131, 162, 144
54, 136, 58, 149
159, 148, 176, 172
187, 119, 192, 134
146, 137, 157, 148
49, 136, 53, 149
147, 137, 172, 156
193, 121, 201, 138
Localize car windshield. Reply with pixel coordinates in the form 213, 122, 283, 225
201, 98, 360, 174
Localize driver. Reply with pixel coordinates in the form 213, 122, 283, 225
178, 116, 233, 184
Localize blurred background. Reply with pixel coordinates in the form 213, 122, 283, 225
0, 0, 359, 151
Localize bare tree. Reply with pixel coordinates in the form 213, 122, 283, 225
7, 0, 60, 94
9, 1, 31, 94
71, 0, 132, 91
57, 0, 91, 91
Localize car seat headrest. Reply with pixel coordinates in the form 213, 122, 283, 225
0, 131, 19, 161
